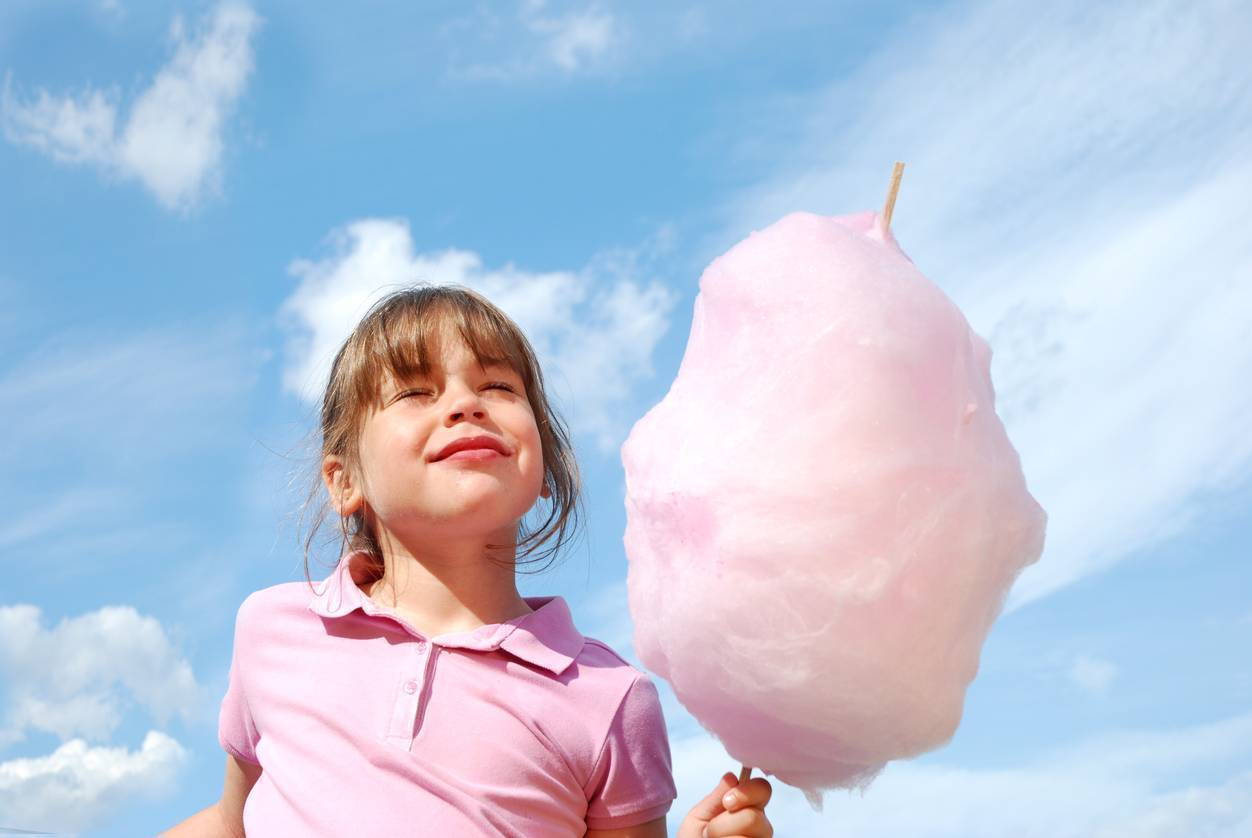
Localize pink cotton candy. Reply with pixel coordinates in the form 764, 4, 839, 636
621, 210, 1046, 807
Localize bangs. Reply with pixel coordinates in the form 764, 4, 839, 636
351, 291, 537, 411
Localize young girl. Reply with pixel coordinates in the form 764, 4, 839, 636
165, 286, 775, 837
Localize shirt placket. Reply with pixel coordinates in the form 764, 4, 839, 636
384, 638, 437, 750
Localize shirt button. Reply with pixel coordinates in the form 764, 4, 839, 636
404, 680, 418, 694
416, 640, 428, 653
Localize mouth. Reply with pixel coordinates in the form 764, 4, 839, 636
438, 448, 504, 463
431, 435, 512, 462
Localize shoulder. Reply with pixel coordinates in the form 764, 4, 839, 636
568, 636, 667, 730
574, 637, 658, 692
233, 580, 320, 631
577, 636, 636, 670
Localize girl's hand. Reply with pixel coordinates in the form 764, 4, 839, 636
677, 771, 774, 838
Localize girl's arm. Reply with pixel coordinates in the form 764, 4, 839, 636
161, 754, 262, 838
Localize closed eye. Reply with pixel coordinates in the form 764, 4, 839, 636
395, 382, 518, 400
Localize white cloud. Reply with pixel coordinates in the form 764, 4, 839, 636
442, 1, 620, 81
279, 218, 679, 452
0, 80, 117, 165
1, 2, 260, 210
668, 710, 1252, 837
1069, 654, 1118, 696
704, 0, 1252, 609
0, 731, 187, 833
0, 604, 206, 749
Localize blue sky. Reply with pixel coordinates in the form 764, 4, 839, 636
0, 0, 1249, 835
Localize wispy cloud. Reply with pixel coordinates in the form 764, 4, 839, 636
669, 710, 1252, 836
441, 1, 620, 80
0, 321, 261, 572
1, 2, 261, 210
704, 0, 1252, 608
0, 604, 206, 750
522, 0, 616, 72
0, 320, 260, 470
0, 489, 122, 553
0, 731, 186, 833
1069, 654, 1118, 696
279, 218, 679, 452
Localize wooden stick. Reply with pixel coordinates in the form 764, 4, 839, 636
738, 764, 752, 786
882, 161, 905, 229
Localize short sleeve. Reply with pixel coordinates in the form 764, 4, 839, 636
218, 596, 260, 765
584, 675, 677, 831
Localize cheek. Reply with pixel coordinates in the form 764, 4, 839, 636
358, 424, 417, 490
522, 426, 546, 485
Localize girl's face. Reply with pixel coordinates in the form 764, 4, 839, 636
334, 335, 547, 545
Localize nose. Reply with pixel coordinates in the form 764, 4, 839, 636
443, 380, 486, 424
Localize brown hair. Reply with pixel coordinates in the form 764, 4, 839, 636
300, 284, 584, 587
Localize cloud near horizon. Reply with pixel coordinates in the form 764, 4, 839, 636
0, 731, 187, 833
0, 604, 203, 831
668, 709, 1252, 837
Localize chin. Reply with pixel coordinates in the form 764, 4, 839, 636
436, 497, 535, 533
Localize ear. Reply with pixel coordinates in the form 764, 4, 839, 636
322, 454, 364, 517
540, 481, 551, 500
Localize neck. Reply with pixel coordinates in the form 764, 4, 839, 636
358, 523, 534, 637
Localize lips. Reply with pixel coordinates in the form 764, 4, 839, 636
432, 434, 511, 462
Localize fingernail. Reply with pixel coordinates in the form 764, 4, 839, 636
722, 791, 737, 808
701, 828, 708, 838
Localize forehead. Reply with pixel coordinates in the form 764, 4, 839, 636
368, 314, 525, 394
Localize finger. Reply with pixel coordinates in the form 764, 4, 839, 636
687, 771, 737, 823
704, 806, 773, 838
721, 777, 773, 812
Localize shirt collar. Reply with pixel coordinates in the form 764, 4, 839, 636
307, 551, 583, 676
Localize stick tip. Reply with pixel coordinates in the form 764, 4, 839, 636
882, 160, 906, 230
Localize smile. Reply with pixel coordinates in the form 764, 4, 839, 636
437, 448, 503, 462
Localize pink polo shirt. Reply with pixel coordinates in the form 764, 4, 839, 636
217, 551, 677, 836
